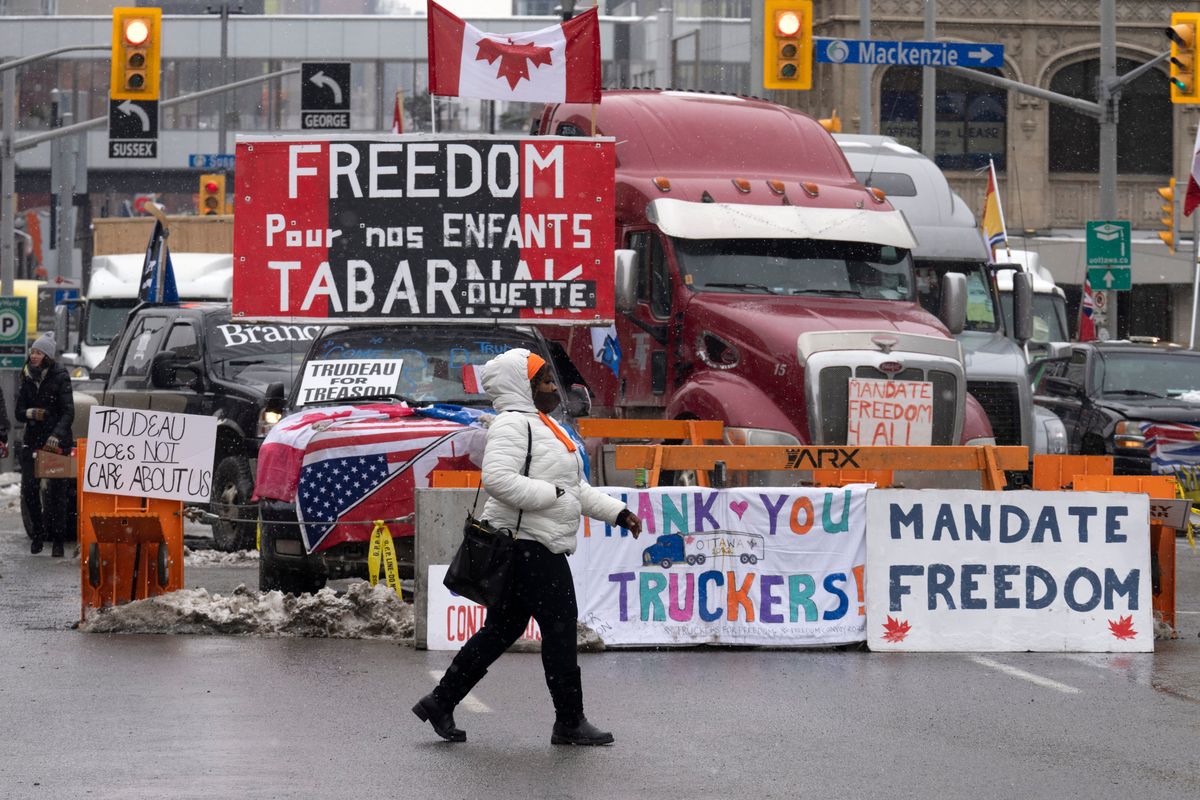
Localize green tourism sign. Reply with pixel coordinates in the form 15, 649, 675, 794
1087, 267, 1131, 292
1086, 220, 1132, 267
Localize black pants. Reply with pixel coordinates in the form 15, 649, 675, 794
435, 539, 584, 720
20, 446, 68, 544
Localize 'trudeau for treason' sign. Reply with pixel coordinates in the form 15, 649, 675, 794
232, 134, 616, 324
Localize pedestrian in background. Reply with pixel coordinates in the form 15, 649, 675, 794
413, 348, 642, 746
17, 333, 74, 557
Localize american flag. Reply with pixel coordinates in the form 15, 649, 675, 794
1140, 421, 1200, 474
296, 417, 486, 553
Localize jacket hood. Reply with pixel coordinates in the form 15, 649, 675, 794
481, 347, 537, 413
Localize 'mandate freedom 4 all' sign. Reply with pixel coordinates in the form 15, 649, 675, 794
232, 134, 616, 324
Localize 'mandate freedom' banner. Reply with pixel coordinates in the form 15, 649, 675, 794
233, 134, 616, 324
865, 490, 1153, 652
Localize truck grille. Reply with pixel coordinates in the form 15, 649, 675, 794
968, 381, 1022, 446
817, 366, 959, 445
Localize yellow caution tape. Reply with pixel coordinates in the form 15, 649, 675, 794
367, 520, 403, 597
256, 519, 262, 553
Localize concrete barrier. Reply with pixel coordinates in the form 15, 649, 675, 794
413, 487, 488, 650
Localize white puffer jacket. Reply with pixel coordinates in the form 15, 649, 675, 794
479, 348, 625, 555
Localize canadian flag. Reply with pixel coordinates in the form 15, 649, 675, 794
427, 1, 601, 104
1186, 121, 1200, 217
1078, 279, 1097, 342
461, 364, 485, 395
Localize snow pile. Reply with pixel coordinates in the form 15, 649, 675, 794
1177, 390, 1200, 404
79, 581, 414, 639
0, 470, 21, 506
183, 547, 260, 567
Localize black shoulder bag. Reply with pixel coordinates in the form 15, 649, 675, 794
443, 421, 533, 607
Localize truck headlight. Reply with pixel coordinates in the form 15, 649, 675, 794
1113, 420, 1146, 449
723, 427, 800, 447
1041, 415, 1067, 455
257, 409, 283, 437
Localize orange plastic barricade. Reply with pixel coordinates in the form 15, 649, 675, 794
76, 441, 185, 620
811, 468, 895, 487
431, 470, 481, 488
577, 419, 724, 487
1032, 455, 1115, 491
1070, 474, 1178, 636
615, 445, 1027, 490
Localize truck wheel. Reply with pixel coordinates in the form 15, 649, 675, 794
211, 455, 257, 552
695, 554, 706, 565
277, 568, 327, 596
747, 554, 758, 565
686, 555, 697, 566
659, 558, 673, 569
740, 553, 750, 564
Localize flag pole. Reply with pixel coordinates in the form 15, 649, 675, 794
990, 159, 1011, 259
1191, 210, 1199, 349
430, 94, 437, 133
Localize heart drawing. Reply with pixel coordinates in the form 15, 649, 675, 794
729, 500, 748, 519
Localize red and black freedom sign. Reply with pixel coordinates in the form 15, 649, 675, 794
232, 135, 616, 324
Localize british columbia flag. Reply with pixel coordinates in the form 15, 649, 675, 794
1139, 421, 1200, 474
294, 416, 486, 553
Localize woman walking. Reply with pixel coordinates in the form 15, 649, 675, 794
18, 333, 75, 556
414, 347, 641, 746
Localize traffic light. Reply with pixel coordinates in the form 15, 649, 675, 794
199, 174, 226, 216
1157, 178, 1178, 253
1166, 12, 1200, 104
763, 1, 813, 91
110, 7, 162, 101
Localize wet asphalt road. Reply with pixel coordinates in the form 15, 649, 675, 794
1, 506, 1200, 800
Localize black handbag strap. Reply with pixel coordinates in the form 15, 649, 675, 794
471, 418, 534, 535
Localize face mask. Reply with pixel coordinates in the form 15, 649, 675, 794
534, 388, 561, 414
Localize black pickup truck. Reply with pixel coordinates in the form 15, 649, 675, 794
93, 302, 318, 549
1032, 339, 1200, 474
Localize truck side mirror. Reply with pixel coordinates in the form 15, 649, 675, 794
565, 384, 592, 418
939, 271, 967, 335
149, 351, 179, 388
1012, 271, 1034, 343
265, 381, 286, 411
614, 249, 638, 314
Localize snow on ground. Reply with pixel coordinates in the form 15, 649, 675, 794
183, 547, 259, 567
0, 471, 21, 508
79, 581, 415, 639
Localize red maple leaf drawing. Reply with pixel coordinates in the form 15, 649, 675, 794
475, 38, 553, 89
881, 615, 912, 643
1108, 615, 1137, 640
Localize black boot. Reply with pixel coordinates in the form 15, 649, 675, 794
547, 667, 613, 746
51, 541, 64, 558
30, 537, 43, 555
551, 715, 614, 746
412, 693, 466, 742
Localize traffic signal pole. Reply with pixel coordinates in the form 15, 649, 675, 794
920, 1, 935, 158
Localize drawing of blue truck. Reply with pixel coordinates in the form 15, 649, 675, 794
641, 530, 767, 569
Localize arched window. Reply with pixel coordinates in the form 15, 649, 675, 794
879, 67, 1007, 171
1048, 57, 1171, 173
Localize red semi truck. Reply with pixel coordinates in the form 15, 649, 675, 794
534, 90, 992, 480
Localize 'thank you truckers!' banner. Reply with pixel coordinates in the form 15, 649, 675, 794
232, 134, 616, 324
572, 486, 870, 647
865, 490, 1153, 652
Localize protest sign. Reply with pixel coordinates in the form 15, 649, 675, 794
846, 377, 933, 446
84, 406, 218, 503
296, 358, 404, 405
865, 489, 1152, 652
426, 564, 542, 651
571, 486, 870, 647
233, 135, 616, 324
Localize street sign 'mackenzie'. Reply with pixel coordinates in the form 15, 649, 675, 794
232, 135, 616, 324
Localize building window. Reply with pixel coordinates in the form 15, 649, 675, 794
1048, 57, 1171, 174
879, 67, 1007, 171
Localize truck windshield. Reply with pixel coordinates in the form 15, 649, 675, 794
206, 321, 321, 391
295, 327, 543, 408
913, 261, 998, 333
672, 238, 913, 301
86, 298, 138, 345
1096, 351, 1200, 398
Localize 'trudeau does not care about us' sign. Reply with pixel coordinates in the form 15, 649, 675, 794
232, 135, 616, 324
